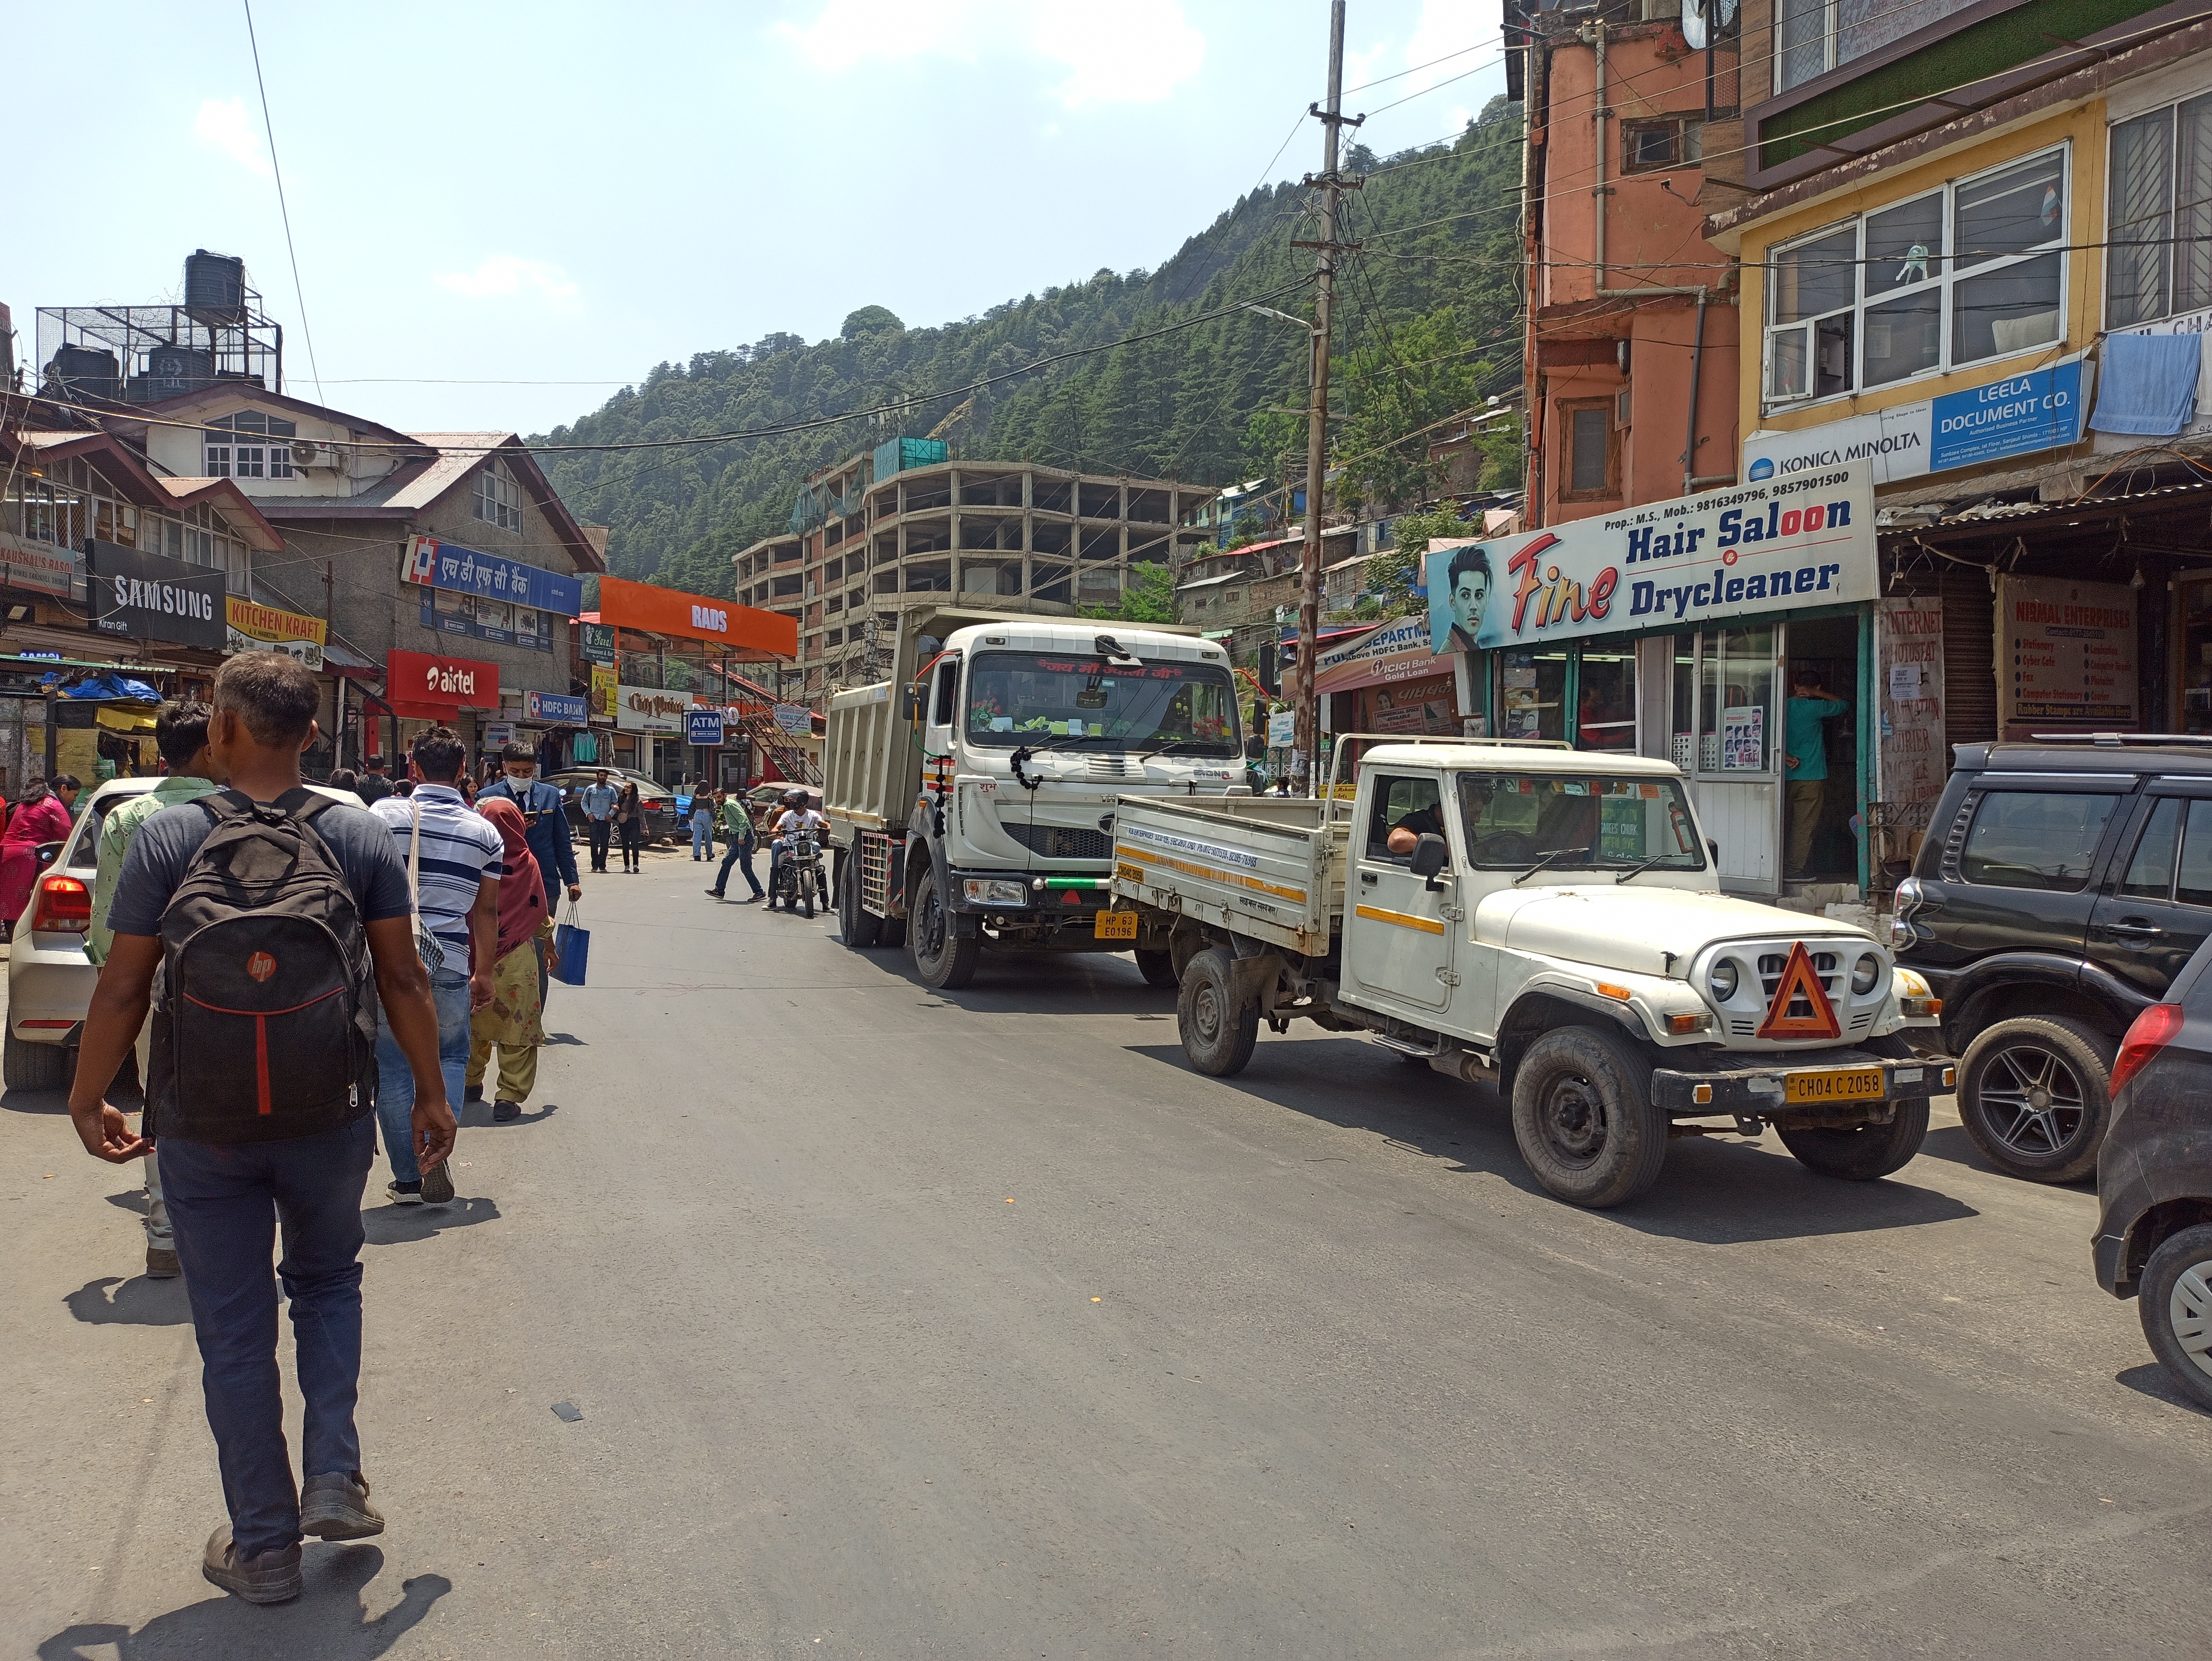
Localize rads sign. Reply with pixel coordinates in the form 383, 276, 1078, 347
1443, 459, 1877, 650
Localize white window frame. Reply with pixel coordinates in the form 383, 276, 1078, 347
1762, 141, 2070, 413
2106, 89, 2212, 329
203, 411, 295, 480
474, 461, 523, 533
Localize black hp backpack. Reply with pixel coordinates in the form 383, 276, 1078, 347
148, 788, 379, 1144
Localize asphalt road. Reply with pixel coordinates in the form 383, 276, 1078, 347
4, 846, 2206, 1659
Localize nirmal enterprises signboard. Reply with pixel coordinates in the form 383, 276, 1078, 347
1432, 459, 1878, 652
86, 540, 226, 650
1741, 356, 2090, 487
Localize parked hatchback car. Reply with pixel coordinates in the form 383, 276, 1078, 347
1892, 736, 2212, 1183
5, 776, 362, 1091
544, 768, 676, 844
2093, 937, 2212, 1410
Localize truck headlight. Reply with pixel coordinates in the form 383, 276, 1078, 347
1851, 954, 1881, 996
964, 879, 1029, 906
1708, 960, 1737, 1002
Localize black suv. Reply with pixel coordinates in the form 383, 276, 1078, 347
1893, 738, 2212, 1183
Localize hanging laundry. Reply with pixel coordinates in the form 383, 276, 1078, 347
2091, 332, 2203, 436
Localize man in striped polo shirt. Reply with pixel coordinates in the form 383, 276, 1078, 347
369, 727, 500, 1205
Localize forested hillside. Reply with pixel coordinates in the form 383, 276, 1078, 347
536, 95, 1525, 599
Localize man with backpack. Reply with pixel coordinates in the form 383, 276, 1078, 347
370, 727, 501, 1203
64, 653, 453, 1605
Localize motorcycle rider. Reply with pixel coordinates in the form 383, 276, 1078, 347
767, 788, 828, 910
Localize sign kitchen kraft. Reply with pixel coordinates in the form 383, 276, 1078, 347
1460, 460, 1877, 651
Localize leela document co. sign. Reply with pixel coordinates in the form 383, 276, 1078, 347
1427, 459, 1877, 654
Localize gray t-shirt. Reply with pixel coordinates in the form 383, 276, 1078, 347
106, 793, 415, 938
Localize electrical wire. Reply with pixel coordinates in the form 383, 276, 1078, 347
242, 0, 321, 404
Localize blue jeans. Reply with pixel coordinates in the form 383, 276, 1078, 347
374, 965, 471, 1185
692, 819, 712, 858
714, 839, 762, 897
160, 1113, 376, 1557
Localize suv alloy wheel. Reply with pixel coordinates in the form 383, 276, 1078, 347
1956, 1014, 2115, 1183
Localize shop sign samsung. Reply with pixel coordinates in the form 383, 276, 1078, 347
1742, 355, 2090, 487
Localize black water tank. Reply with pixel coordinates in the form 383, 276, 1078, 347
144, 344, 216, 399
49, 345, 122, 402
184, 249, 246, 325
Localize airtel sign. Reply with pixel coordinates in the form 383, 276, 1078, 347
385, 650, 500, 717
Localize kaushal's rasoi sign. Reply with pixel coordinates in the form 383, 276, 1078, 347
1453, 458, 1877, 651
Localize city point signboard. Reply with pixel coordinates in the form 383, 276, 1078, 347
597, 574, 798, 656
617, 685, 693, 734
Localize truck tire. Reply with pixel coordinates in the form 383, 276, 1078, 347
1957, 1014, 2114, 1183
838, 860, 883, 948
1178, 947, 1259, 1077
4, 1030, 71, 1092
1776, 1097, 1930, 1181
1509, 1025, 1666, 1208
1134, 948, 1176, 988
2139, 1222, 2212, 1413
910, 864, 978, 990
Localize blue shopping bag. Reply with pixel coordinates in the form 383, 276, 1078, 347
552, 902, 590, 986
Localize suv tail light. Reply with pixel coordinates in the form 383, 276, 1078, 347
29, 873, 91, 934
2112, 1002, 2185, 1097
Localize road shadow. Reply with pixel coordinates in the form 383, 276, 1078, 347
2116, 1361, 2212, 1417
65, 1274, 192, 1326
362, 1196, 501, 1246
37, 1545, 448, 1660
0, 1082, 71, 1116
542, 1031, 588, 1047
484, 1101, 559, 1127
1127, 1039, 1979, 1245
837, 937, 1177, 1017
107, 1187, 151, 1214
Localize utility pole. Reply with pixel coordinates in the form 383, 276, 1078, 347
1292, 0, 1361, 797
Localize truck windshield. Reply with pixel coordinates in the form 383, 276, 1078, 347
1457, 771, 1706, 872
965, 652, 1240, 755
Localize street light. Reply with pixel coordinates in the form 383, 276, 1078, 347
1242, 302, 1321, 336
1241, 300, 1330, 794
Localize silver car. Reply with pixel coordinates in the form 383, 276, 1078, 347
5, 777, 362, 1092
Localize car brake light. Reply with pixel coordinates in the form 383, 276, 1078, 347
30, 873, 90, 933
2111, 1002, 2185, 1097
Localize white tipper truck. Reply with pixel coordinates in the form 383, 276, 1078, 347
1107, 735, 1949, 1207
821, 607, 1248, 989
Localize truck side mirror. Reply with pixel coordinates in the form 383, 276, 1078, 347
902, 686, 921, 721
1411, 832, 1451, 888
1244, 735, 1266, 759
1707, 838, 1720, 861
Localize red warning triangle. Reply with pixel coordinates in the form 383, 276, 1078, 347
1756, 941, 1842, 1041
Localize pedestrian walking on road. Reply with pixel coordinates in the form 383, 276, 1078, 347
64, 652, 450, 1605
86, 701, 222, 1281
369, 728, 500, 1207
614, 780, 644, 873
467, 797, 552, 1123
356, 754, 395, 804
326, 767, 359, 795
690, 791, 715, 860
477, 742, 581, 1008
578, 767, 618, 873
0, 775, 76, 941
706, 787, 764, 902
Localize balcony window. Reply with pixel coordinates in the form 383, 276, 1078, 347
1622, 118, 1703, 174
1775, 0, 1982, 93
1763, 144, 2065, 409
2108, 91, 2212, 328
204, 410, 296, 480
474, 460, 523, 532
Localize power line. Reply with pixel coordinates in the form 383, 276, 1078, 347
242, 0, 321, 404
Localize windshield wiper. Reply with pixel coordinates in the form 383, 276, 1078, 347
1612, 853, 1675, 885
1512, 847, 1583, 886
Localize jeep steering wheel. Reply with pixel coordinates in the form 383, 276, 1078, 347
1479, 830, 1535, 862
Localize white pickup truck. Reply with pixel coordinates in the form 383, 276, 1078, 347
1109, 736, 1949, 1207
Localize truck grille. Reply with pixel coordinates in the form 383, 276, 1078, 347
1758, 951, 1841, 998
1004, 822, 1112, 860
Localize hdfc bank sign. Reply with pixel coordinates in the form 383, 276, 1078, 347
386, 649, 499, 715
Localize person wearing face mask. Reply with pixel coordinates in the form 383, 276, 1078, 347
475, 742, 580, 1008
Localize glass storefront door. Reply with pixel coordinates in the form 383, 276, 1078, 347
1692, 625, 1785, 895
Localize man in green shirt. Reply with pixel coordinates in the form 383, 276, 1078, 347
88, 701, 222, 1279
1784, 668, 1848, 879
706, 788, 765, 903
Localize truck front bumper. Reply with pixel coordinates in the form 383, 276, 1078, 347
1650, 1048, 1955, 1118
946, 869, 1114, 918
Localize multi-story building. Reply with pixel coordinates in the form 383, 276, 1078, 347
732, 445, 1217, 697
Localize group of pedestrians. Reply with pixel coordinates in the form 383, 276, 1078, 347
58, 653, 586, 1604
574, 767, 648, 874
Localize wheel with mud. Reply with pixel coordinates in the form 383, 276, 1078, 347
1509, 1024, 1665, 1208
1177, 947, 1259, 1077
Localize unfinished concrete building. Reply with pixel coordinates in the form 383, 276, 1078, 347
734, 447, 1218, 697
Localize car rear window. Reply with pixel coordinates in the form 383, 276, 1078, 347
1958, 790, 2121, 891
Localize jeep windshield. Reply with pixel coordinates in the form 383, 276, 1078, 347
965, 653, 1240, 756
1457, 771, 1706, 872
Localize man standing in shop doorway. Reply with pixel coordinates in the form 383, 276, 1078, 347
1784, 667, 1848, 880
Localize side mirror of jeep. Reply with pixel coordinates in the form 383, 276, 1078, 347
1707, 838, 1720, 861
1411, 832, 1451, 888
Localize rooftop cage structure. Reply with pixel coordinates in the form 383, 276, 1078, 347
37, 250, 283, 409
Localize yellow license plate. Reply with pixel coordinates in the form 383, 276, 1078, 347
1095, 909, 1139, 941
1783, 1067, 1883, 1104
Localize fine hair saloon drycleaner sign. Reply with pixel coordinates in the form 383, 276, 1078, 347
1449, 459, 1877, 652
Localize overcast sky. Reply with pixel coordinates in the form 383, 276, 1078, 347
3, 0, 1505, 438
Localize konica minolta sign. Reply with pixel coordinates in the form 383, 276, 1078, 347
1742, 354, 2090, 488
85, 540, 228, 651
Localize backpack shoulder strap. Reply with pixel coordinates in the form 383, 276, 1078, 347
202, 788, 262, 823
272, 786, 337, 822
